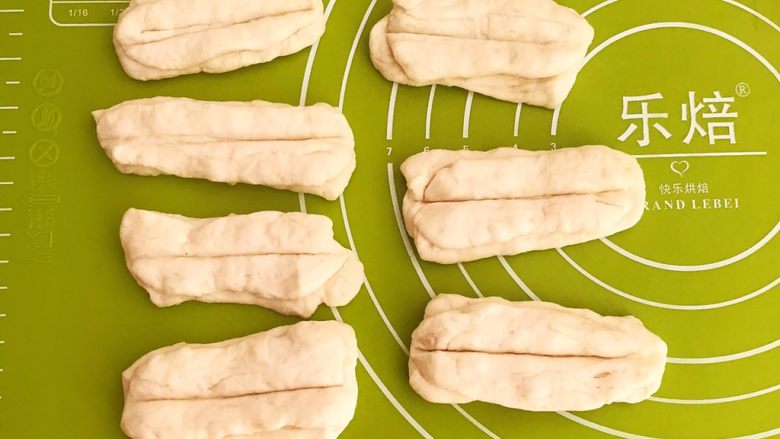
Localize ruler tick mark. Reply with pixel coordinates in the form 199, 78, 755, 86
8, 32, 23, 37
0, 182, 14, 185
0, 106, 19, 110
0, 208, 12, 212
0, 57, 22, 62
4, 81, 20, 86
0, 157, 15, 161
1, 131, 17, 135
0, 233, 10, 237
0, 9, 25, 13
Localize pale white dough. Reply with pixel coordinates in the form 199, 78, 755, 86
121, 321, 358, 439
369, 0, 594, 108
114, 0, 325, 80
120, 208, 364, 317
401, 145, 646, 263
93, 97, 355, 200
409, 294, 667, 411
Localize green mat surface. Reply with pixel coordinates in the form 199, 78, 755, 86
1, 0, 778, 437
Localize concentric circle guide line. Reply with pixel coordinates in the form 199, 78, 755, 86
600, 221, 780, 272
582, 0, 620, 17
557, 247, 780, 310
512, 104, 523, 138
462, 91, 475, 139
299, 0, 338, 107
720, 0, 780, 32
339, 190, 410, 355
387, 164, 435, 299
497, 256, 541, 301
583, 0, 780, 31
557, 412, 780, 439
386, 82, 399, 140
457, 263, 484, 298
667, 339, 780, 364
338, 0, 378, 111
649, 383, 780, 405
632, 151, 767, 158
425, 85, 437, 140
331, 307, 433, 439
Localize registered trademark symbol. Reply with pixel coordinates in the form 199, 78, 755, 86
735, 82, 751, 97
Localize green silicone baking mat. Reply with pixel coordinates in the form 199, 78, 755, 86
0, 0, 778, 437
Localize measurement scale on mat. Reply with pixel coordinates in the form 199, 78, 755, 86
0, 4, 27, 401
49, 0, 127, 27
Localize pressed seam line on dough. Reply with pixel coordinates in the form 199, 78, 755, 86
102, 136, 350, 143
417, 189, 635, 203
126, 7, 317, 44
120, 18, 324, 71
130, 253, 351, 260
384, 29, 587, 46
130, 383, 348, 403
413, 348, 635, 360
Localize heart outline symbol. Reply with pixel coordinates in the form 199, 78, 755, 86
670, 160, 690, 177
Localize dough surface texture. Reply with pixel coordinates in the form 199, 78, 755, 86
369, 0, 594, 107
114, 0, 325, 80
401, 145, 646, 263
409, 294, 667, 411
121, 321, 358, 439
120, 208, 364, 317
94, 97, 355, 200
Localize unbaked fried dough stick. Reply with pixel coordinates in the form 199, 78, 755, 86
122, 321, 358, 439
93, 97, 355, 200
409, 294, 667, 411
369, 0, 594, 108
120, 208, 364, 318
401, 145, 646, 264
114, 0, 326, 80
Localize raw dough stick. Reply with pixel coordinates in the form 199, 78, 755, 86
401, 145, 645, 263
120, 208, 364, 318
114, 0, 325, 80
369, 0, 594, 108
121, 321, 359, 439
93, 97, 356, 200
409, 294, 667, 411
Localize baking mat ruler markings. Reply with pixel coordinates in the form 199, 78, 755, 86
49, 0, 128, 27
0, 4, 28, 403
